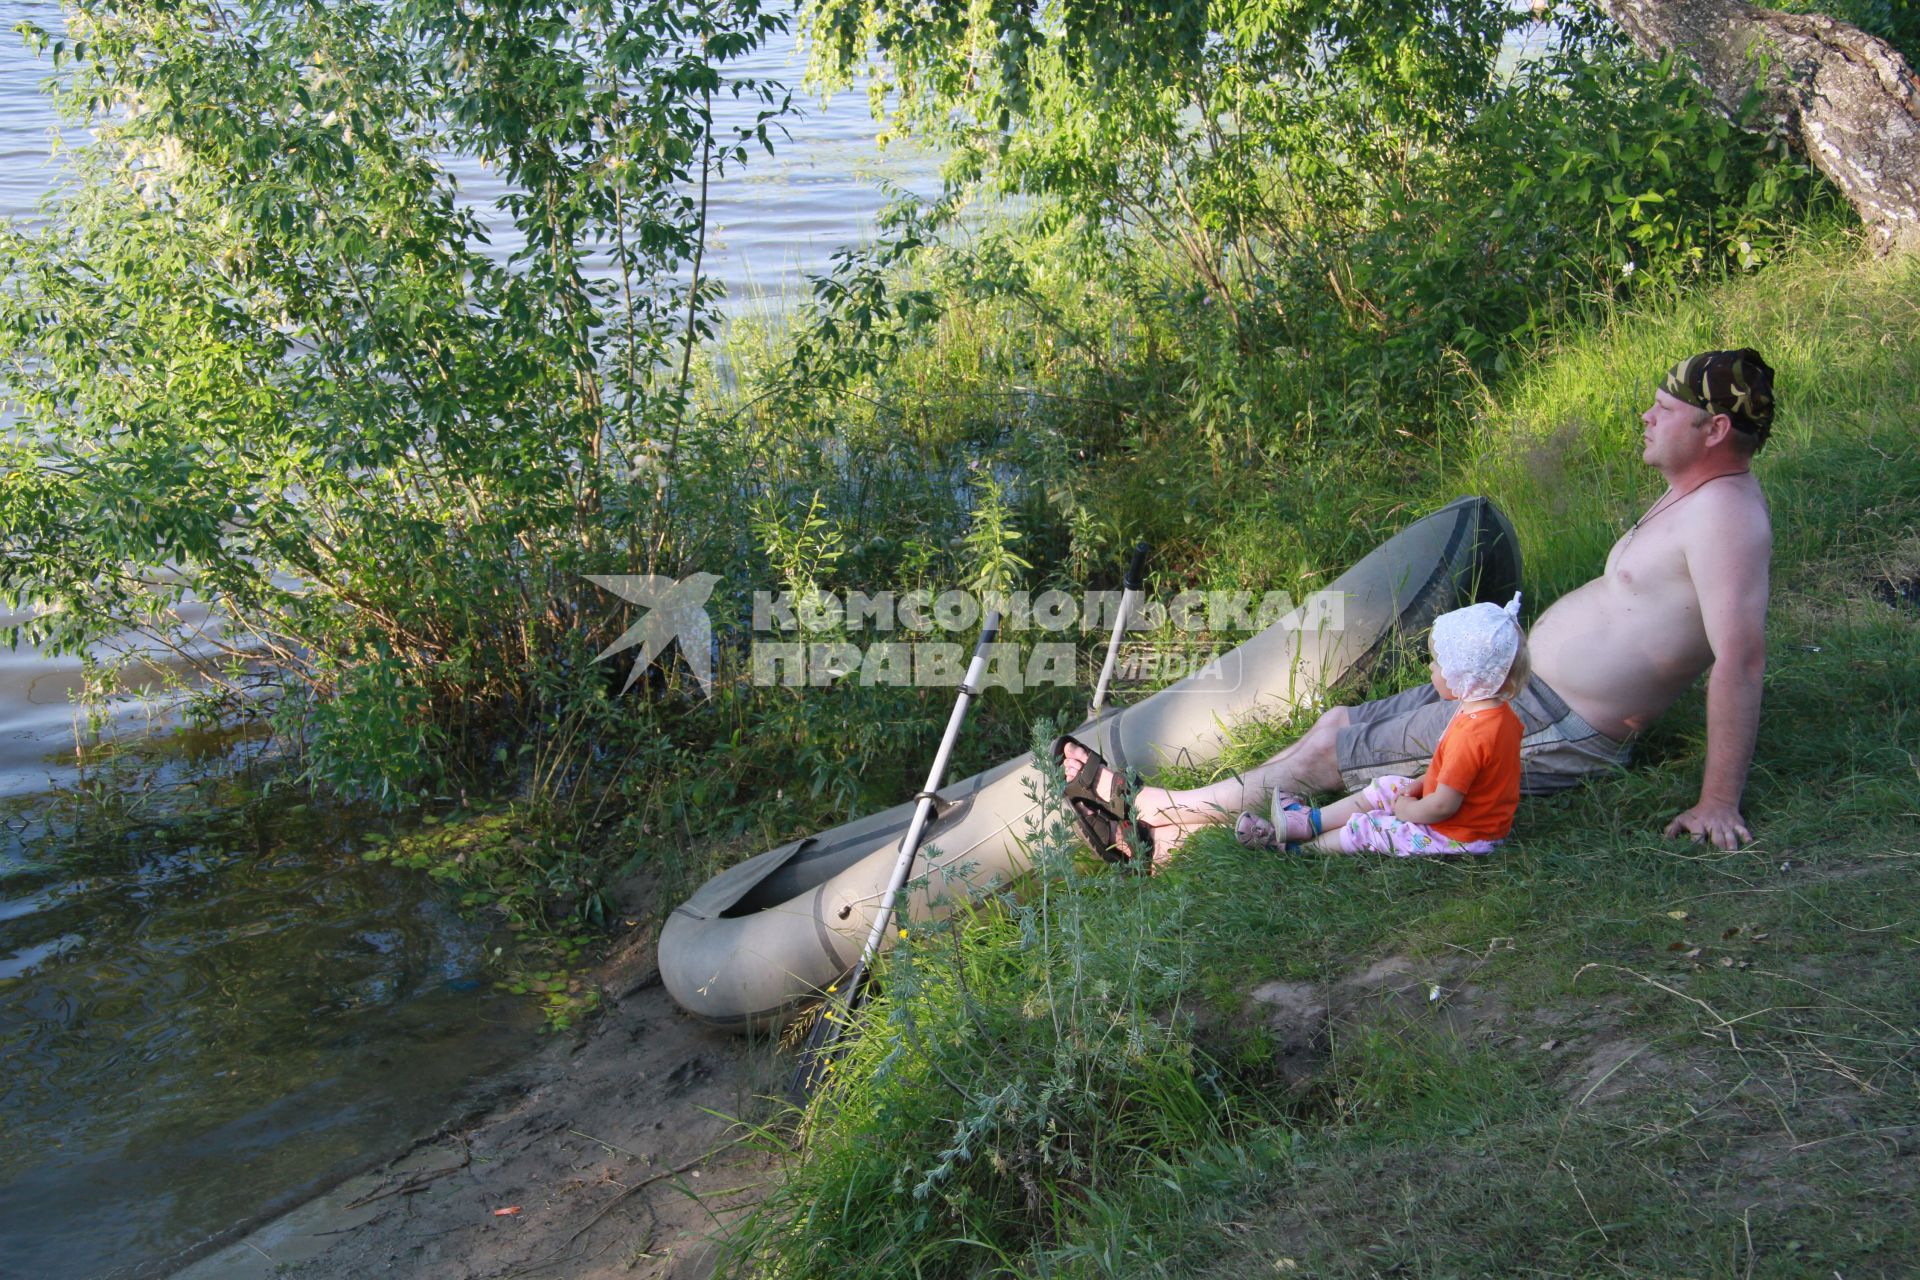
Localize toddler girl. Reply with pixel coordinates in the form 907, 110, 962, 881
1237, 594, 1528, 857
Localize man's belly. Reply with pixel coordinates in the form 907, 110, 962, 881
1528, 579, 1713, 739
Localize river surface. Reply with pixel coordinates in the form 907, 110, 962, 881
0, 759, 545, 1280
0, 7, 933, 1276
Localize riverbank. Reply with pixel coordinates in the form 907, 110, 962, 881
176, 243, 1920, 1280
172, 887, 774, 1280
157, 240, 1920, 1280
725, 245, 1920, 1277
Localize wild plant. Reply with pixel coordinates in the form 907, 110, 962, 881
0, 0, 791, 804
798, 0, 1832, 437
726, 721, 1274, 1278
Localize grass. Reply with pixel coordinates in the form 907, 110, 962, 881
1164, 245, 1920, 1279
718, 242, 1920, 1278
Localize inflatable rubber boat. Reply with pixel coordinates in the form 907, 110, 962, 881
659, 496, 1521, 1029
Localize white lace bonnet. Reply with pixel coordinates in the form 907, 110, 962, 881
1430, 592, 1525, 701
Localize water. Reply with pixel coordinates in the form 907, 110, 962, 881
0, 7, 932, 1276
0, 757, 543, 1279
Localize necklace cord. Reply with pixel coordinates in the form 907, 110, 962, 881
1628, 469, 1750, 535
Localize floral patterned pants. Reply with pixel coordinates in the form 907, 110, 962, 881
1337, 775, 1499, 857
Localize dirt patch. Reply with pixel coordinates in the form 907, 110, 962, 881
1242, 951, 1511, 1090
1561, 1037, 1672, 1106
1870, 573, 1920, 613
173, 922, 773, 1280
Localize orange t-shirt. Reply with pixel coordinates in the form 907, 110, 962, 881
1417, 703, 1523, 843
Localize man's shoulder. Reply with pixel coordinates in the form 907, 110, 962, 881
1681, 474, 1773, 547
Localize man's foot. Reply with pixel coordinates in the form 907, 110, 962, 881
1053, 735, 1148, 865
1058, 739, 1235, 869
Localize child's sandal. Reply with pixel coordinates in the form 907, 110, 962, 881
1271, 790, 1324, 852
1234, 810, 1279, 851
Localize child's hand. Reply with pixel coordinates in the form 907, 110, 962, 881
1398, 783, 1464, 824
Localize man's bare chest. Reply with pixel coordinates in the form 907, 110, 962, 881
1603, 522, 1692, 598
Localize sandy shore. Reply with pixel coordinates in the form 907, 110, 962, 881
173, 919, 776, 1280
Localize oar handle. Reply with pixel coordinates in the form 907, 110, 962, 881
790, 612, 1003, 1103
851, 610, 1000, 973
1090, 543, 1148, 717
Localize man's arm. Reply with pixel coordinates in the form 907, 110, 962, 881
1667, 494, 1771, 849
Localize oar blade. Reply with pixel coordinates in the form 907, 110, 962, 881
786, 960, 869, 1105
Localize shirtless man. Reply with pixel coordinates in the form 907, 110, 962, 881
1067, 349, 1777, 855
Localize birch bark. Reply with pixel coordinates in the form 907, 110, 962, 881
1602, 0, 1920, 253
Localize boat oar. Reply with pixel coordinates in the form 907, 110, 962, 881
1088, 542, 1149, 718
788, 611, 1003, 1105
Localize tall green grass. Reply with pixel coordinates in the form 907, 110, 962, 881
725, 730, 1284, 1277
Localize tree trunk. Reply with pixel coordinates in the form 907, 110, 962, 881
1601, 0, 1920, 254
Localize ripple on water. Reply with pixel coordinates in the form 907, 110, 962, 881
0, 774, 541, 1280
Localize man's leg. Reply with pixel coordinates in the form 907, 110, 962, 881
1059, 707, 1353, 863
1138, 706, 1351, 825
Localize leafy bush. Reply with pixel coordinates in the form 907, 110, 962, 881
727, 725, 1279, 1278
0, 0, 1099, 938
0, 0, 789, 801
1319, 13, 1832, 418
800, 1, 1835, 434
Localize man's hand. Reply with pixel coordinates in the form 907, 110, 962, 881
1664, 802, 1753, 850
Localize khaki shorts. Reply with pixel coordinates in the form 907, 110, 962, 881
1336, 676, 1632, 797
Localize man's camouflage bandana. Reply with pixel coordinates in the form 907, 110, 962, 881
1660, 348, 1776, 450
